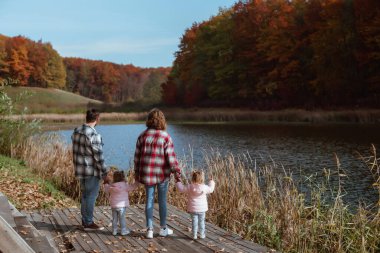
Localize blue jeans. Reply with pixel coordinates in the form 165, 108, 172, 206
112, 207, 127, 232
80, 176, 100, 225
145, 180, 169, 229
191, 212, 206, 237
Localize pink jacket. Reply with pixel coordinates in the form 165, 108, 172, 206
104, 181, 139, 208
176, 180, 215, 213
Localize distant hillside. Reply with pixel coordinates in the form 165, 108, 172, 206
4, 87, 102, 113
0, 34, 170, 105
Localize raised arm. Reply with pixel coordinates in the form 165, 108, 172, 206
203, 180, 215, 194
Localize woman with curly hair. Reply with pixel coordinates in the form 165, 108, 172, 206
133, 108, 182, 239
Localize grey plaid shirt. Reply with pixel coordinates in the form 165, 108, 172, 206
71, 124, 108, 179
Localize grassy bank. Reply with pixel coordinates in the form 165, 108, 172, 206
9, 108, 380, 126
0, 154, 77, 210
11, 134, 380, 252
4, 86, 102, 114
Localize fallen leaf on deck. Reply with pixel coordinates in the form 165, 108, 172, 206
19, 230, 28, 235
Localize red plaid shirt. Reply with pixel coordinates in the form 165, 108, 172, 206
134, 129, 181, 185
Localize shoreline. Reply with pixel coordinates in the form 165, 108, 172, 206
7, 109, 380, 127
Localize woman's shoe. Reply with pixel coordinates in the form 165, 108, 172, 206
146, 228, 154, 239
159, 227, 173, 237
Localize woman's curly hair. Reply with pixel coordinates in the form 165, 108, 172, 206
146, 108, 166, 130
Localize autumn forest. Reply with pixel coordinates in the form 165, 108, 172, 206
163, 0, 380, 109
1, 0, 380, 110
0, 34, 170, 105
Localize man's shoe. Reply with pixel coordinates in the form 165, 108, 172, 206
159, 227, 173, 237
83, 222, 104, 231
146, 228, 154, 239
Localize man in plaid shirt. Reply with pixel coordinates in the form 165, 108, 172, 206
134, 108, 181, 239
72, 109, 108, 230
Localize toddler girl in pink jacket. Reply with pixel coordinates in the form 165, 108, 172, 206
104, 170, 138, 236
176, 170, 215, 239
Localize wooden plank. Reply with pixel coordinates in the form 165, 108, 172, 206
28, 236, 58, 253
134, 204, 215, 253
128, 204, 210, 253
48, 209, 89, 252
25, 211, 65, 252
96, 206, 152, 252
154, 204, 246, 253
93, 206, 146, 253
62, 207, 114, 252
0, 195, 16, 228
55, 208, 96, 252
24, 205, 274, 253
0, 215, 35, 253
8, 201, 25, 218
14, 215, 40, 238
126, 205, 179, 252
164, 204, 271, 253
163, 205, 269, 252
14, 216, 59, 253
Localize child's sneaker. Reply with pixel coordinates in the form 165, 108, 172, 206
193, 234, 197, 240
159, 227, 173, 237
121, 229, 130, 236
112, 229, 118, 236
146, 228, 154, 239
199, 233, 206, 239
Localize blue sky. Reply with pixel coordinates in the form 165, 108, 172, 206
0, 0, 237, 68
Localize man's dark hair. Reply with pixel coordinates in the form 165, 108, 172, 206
86, 109, 100, 123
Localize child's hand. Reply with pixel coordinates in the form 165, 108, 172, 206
175, 172, 181, 183
105, 175, 113, 184
208, 173, 213, 181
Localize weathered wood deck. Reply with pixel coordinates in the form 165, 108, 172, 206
21, 204, 273, 253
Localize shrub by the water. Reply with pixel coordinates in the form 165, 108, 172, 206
0, 80, 40, 155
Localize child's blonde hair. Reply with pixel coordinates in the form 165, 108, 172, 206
191, 170, 204, 184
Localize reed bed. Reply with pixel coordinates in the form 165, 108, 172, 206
13, 134, 380, 252
7, 109, 380, 124
162, 108, 380, 123
7, 112, 147, 123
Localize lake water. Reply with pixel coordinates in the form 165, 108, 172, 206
57, 123, 380, 206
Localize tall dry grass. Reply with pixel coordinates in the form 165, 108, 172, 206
8, 109, 380, 124
13, 134, 380, 252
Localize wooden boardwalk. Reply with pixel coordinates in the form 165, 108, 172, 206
21, 204, 273, 253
